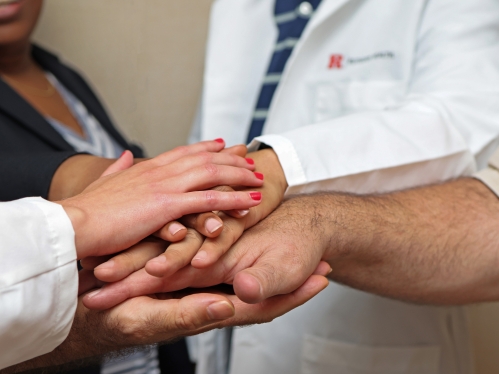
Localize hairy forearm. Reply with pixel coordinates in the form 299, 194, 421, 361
295, 178, 499, 305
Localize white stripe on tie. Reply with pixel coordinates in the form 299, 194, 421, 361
253, 110, 269, 120
275, 10, 298, 24
263, 73, 282, 84
275, 38, 299, 52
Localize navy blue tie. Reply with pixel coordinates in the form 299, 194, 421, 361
246, 0, 323, 143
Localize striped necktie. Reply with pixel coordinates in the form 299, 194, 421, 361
246, 0, 323, 143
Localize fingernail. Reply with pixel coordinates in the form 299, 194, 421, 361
120, 151, 128, 157
214, 138, 224, 144
205, 218, 223, 234
207, 301, 235, 320
245, 158, 255, 165
150, 256, 167, 264
169, 222, 186, 236
86, 289, 101, 299
254, 172, 264, 180
193, 250, 208, 262
328, 267, 333, 275
95, 260, 115, 271
236, 209, 250, 217
250, 192, 262, 201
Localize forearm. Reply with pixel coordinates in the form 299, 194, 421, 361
48, 155, 116, 201
298, 178, 499, 305
49, 155, 150, 201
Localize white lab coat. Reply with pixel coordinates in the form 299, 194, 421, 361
189, 0, 499, 373
0, 198, 77, 370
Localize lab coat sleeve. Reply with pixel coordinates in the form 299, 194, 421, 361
250, 0, 499, 195
474, 147, 499, 197
0, 197, 78, 370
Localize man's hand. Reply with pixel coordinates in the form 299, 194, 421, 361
179, 149, 288, 270
82, 196, 331, 310
89, 148, 289, 282
154, 149, 288, 272
59, 140, 264, 260
2, 276, 329, 373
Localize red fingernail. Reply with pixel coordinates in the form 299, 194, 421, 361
250, 192, 262, 201
254, 172, 264, 180
215, 138, 224, 144
120, 151, 127, 157
246, 158, 255, 165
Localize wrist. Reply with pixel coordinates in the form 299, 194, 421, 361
58, 200, 91, 259
250, 149, 288, 194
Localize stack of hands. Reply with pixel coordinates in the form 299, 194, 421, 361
56, 139, 331, 363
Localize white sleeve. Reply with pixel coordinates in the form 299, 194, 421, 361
474, 148, 499, 198
0, 198, 78, 370
250, 0, 499, 195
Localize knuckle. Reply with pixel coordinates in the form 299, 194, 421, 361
174, 145, 190, 157
175, 308, 204, 331
203, 164, 220, 178
111, 315, 150, 344
204, 190, 220, 209
166, 245, 189, 263
141, 168, 160, 181
197, 152, 213, 164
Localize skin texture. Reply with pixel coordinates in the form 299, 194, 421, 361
1, 140, 292, 372
147, 149, 288, 275
85, 177, 499, 310
0, 274, 329, 373
59, 141, 264, 260
84, 148, 289, 281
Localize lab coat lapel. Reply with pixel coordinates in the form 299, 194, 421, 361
201, 0, 277, 145
264, 0, 352, 133
306, 0, 353, 34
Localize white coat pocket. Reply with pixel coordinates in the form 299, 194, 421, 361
301, 334, 440, 374
312, 81, 406, 123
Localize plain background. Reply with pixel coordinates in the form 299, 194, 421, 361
33, 1, 499, 372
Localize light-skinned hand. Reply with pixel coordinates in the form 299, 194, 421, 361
59, 139, 264, 260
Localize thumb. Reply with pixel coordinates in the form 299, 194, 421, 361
174, 293, 237, 330
313, 261, 333, 277
233, 258, 315, 304
100, 150, 134, 177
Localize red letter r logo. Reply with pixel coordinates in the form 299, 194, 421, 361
329, 54, 344, 69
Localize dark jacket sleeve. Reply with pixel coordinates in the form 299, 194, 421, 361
0, 152, 81, 201
0, 45, 145, 201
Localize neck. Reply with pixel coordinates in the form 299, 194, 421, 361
0, 42, 32, 74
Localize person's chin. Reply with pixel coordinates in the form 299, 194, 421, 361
0, 0, 25, 23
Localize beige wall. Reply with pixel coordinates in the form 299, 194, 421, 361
34, 0, 214, 157
33, 1, 499, 373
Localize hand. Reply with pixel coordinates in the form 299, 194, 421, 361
152, 145, 255, 243
87, 148, 287, 281
0, 276, 327, 374
82, 196, 332, 310
160, 149, 287, 271
59, 140, 264, 260
79, 145, 254, 276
